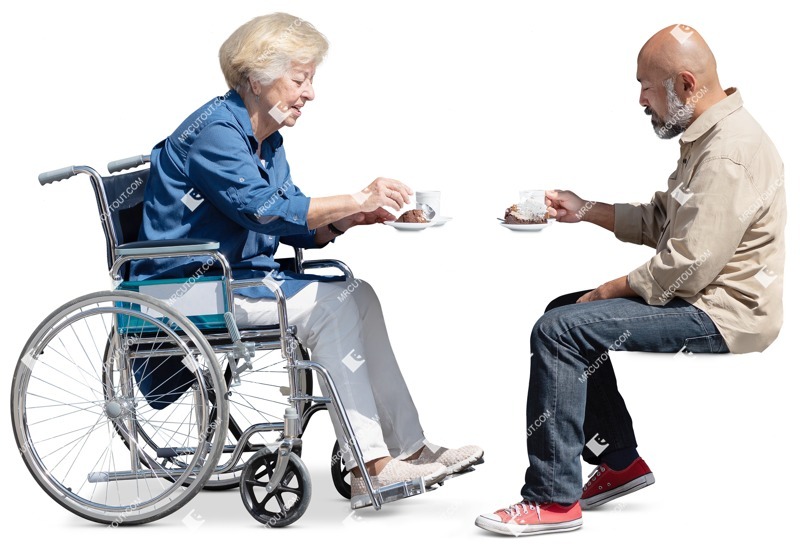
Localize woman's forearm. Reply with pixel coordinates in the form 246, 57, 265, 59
307, 195, 361, 229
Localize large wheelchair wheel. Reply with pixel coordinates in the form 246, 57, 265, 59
202, 347, 313, 491
11, 291, 228, 525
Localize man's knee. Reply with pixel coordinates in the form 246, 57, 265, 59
531, 309, 562, 347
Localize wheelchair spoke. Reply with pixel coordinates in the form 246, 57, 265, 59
35, 412, 108, 463
227, 397, 283, 423
279, 485, 301, 496
30, 357, 103, 403
66, 320, 103, 385
275, 493, 288, 515
56, 411, 108, 479
82, 306, 107, 370
25, 395, 103, 426
34, 420, 110, 445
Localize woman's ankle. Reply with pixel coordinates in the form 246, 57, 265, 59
352, 456, 392, 478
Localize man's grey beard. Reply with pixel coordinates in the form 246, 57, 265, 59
648, 77, 695, 139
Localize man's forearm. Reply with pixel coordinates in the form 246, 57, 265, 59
582, 201, 615, 232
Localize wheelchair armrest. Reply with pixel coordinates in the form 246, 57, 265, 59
110, 240, 232, 286
116, 239, 220, 256
301, 259, 354, 281
281, 247, 353, 281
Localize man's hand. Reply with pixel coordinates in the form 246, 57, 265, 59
546, 189, 589, 222
577, 275, 638, 303
353, 178, 413, 212
546, 189, 615, 232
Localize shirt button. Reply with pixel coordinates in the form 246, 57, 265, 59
683, 158, 688, 164
293, 215, 298, 221
239, 177, 245, 182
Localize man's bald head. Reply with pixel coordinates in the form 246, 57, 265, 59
637, 25, 728, 139
638, 25, 719, 87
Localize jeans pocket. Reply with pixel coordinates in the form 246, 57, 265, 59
682, 334, 729, 354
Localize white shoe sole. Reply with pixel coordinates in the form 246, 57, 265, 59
580, 472, 655, 510
475, 516, 583, 536
446, 452, 485, 475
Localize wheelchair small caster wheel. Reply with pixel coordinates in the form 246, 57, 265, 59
330, 440, 352, 499
240, 449, 311, 527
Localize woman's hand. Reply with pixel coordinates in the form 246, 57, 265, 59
353, 178, 413, 212
336, 208, 395, 230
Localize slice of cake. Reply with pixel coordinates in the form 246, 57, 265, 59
504, 199, 548, 224
397, 209, 428, 223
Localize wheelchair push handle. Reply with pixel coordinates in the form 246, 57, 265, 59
108, 155, 147, 174
38, 166, 77, 185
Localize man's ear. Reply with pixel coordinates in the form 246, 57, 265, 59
677, 71, 697, 98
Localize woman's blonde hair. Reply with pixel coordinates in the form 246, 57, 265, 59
219, 13, 328, 95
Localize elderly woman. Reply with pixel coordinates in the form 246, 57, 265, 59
129, 13, 482, 509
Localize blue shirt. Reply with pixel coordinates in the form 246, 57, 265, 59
129, 90, 338, 298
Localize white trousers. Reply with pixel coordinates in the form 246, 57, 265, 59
235, 279, 426, 470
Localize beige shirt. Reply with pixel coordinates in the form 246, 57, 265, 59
614, 89, 785, 353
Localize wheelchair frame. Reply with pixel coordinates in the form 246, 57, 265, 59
11, 156, 427, 526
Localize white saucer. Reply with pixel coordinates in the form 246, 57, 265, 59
431, 216, 453, 227
385, 221, 437, 231
500, 221, 553, 232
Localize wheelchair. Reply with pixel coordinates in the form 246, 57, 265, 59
11, 155, 429, 526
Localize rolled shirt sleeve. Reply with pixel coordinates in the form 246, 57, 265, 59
614, 190, 669, 248
186, 121, 311, 236
627, 158, 755, 305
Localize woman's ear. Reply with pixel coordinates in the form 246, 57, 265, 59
249, 78, 261, 98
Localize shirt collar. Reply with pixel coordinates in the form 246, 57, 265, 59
680, 87, 742, 144
225, 89, 284, 154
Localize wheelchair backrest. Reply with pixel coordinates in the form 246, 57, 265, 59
96, 168, 150, 269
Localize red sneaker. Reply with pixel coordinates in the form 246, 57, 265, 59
580, 457, 655, 509
475, 501, 582, 536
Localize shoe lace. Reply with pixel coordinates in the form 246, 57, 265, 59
583, 465, 606, 491
505, 501, 541, 521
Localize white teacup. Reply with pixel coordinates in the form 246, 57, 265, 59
415, 190, 441, 217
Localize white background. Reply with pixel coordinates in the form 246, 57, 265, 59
1, 0, 796, 552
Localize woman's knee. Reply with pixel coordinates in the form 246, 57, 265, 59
348, 278, 382, 310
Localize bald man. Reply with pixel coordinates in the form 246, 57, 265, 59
476, 25, 785, 536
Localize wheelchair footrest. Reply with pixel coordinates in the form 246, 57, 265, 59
376, 477, 426, 506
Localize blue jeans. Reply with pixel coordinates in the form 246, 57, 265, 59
521, 291, 729, 504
